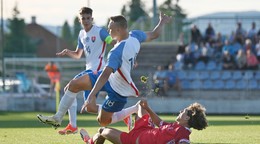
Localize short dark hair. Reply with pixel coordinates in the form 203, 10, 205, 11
187, 102, 208, 130
110, 15, 127, 29
79, 7, 93, 15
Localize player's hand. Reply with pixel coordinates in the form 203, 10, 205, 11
140, 98, 149, 110
159, 12, 172, 24
80, 94, 95, 113
80, 99, 89, 113
56, 49, 68, 56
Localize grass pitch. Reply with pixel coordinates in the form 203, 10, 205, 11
0, 112, 260, 144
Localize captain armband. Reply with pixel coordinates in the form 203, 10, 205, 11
105, 36, 113, 44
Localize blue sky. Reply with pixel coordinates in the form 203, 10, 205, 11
2, 0, 259, 26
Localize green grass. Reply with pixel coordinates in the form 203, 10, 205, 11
1, 112, 260, 144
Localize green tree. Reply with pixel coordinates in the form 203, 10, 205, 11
72, 17, 81, 47
129, 0, 148, 22
61, 20, 73, 45
159, 0, 187, 41
4, 5, 36, 56
121, 5, 128, 17
121, 0, 150, 30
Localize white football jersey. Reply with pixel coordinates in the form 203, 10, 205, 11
106, 30, 147, 97
78, 25, 110, 71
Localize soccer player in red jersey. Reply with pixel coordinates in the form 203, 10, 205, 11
80, 99, 208, 144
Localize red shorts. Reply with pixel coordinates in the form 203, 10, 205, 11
120, 114, 154, 144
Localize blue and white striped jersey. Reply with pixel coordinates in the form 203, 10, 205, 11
106, 30, 147, 97
78, 25, 110, 71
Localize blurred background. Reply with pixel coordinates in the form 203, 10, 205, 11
1, 0, 260, 114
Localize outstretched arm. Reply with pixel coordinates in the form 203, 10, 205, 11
145, 12, 172, 42
140, 99, 162, 127
56, 48, 83, 59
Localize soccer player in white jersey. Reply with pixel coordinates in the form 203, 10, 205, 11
37, 12, 171, 128
55, 7, 114, 135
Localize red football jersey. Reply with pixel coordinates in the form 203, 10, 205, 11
120, 114, 191, 144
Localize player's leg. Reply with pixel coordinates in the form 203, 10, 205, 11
110, 100, 140, 131
56, 74, 93, 119
58, 71, 92, 134
58, 99, 78, 135
100, 127, 123, 144
136, 101, 148, 120
80, 128, 106, 144
37, 70, 93, 128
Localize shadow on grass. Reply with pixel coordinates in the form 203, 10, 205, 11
1, 119, 259, 128
0, 120, 127, 128
1, 112, 260, 128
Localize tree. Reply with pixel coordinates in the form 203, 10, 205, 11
159, 0, 187, 41
121, 5, 128, 17
72, 17, 82, 47
61, 20, 73, 46
4, 5, 36, 56
121, 0, 150, 30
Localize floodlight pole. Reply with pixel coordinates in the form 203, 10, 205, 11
1, 0, 5, 91
153, 0, 157, 27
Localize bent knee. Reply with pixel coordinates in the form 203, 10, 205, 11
67, 80, 82, 92
98, 117, 111, 127
85, 105, 98, 113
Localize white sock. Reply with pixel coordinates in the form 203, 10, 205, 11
54, 90, 78, 122
97, 104, 102, 114
68, 99, 77, 128
110, 104, 139, 124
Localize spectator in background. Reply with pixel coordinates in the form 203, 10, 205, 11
44, 61, 61, 96
255, 39, 260, 61
174, 54, 184, 70
228, 31, 236, 44
246, 49, 259, 70
235, 22, 246, 45
222, 39, 232, 55
153, 65, 168, 96
247, 22, 257, 44
222, 50, 236, 70
257, 27, 260, 38
205, 22, 215, 43
213, 32, 224, 53
197, 42, 210, 64
191, 24, 202, 45
166, 64, 182, 97
235, 49, 247, 70
244, 39, 253, 53
183, 46, 196, 69
177, 32, 187, 54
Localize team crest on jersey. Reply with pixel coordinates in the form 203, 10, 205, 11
91, 36, 96, 42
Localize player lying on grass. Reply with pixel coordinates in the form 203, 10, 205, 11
80, 99, 208, 144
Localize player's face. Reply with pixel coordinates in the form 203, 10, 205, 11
108, 21, 118, 39
176, 108, 191, 122
79, 14, 93, 28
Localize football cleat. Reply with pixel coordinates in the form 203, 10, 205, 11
123, 115, 133, 131
80, 128, 94, 144
58, 124, 78, 135
37, 114, 61, 129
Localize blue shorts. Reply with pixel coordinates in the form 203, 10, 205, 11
76, 70, 127, 112
74, 70, 94, 100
